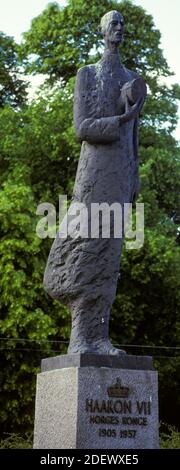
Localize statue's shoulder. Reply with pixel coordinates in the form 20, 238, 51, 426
124, 66, 141, 81
76, 64, 96, 81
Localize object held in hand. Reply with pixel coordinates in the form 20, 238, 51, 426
118, 77, 147, 113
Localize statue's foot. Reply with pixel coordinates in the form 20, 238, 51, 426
92, 339, 126, 356
68, 339, 126, 355
68, 342, 98, 355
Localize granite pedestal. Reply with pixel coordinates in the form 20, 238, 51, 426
33, 354, 159, 449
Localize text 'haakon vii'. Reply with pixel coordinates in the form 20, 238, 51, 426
86, 399, 151, 415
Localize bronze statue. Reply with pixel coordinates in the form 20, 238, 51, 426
44, 10, 147, 355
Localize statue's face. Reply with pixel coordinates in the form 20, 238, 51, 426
104, 12, 124, 45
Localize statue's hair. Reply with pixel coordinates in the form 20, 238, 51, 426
100, 10, 123, 35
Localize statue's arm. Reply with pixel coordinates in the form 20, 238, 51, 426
75, 115, 124, 144
73, 67, 121, 144
73, 67, 139, 144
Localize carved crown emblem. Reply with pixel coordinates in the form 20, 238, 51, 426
107, 378, 129, 398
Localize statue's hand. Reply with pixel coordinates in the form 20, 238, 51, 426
120, 97, 144, 124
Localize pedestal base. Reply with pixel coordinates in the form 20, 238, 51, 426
33, 355, 159, 449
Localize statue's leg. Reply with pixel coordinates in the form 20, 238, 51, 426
66, 236, 126, 355
68, 295, 126, 355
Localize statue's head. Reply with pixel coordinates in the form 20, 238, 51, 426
100, 10, 124, 45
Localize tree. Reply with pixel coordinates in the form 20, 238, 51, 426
20, 0, 111, 82
0, 33, 27, 108
0, 82, 77, 200
0, 0, 179, 434
0, 162, 71, 433
20, 0, 173, 84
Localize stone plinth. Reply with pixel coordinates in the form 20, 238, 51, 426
41, 353, 153, 372
33, 357, 159, 449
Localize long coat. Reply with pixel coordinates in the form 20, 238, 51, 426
44, 52, 140, 324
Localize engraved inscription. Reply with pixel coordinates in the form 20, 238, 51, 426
86, 399, 132, 414
85, 381, 152, 440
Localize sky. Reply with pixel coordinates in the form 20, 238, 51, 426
0, 0, 180, 139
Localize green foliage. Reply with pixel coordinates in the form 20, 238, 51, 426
0, 0, 179, 434
20, 0, 109, 82
20, 0, 170, 82
111, 221, 180, 341
0, 82, 78, 201
0, 33, 27, 108
156, 358, 180, 429
160, 423, 180, 449
0, 432, 32, 449
0, 166, 53, 337
0, 164, 70, 433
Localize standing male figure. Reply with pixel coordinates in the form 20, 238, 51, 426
44, 10, 147, 355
